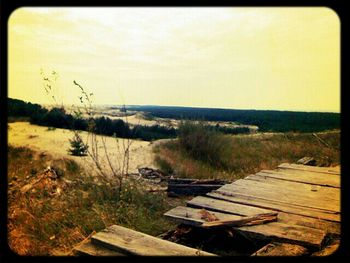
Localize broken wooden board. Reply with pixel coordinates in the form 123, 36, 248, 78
232, 178, 340, 205
73, 240, 124, 256
208, 192, 340, 234
219, 183, 339, 213
201, 213, 278, 228
91, 225, 216, 256
252, 242, 308, 256
245, 174, 339, 200
278, 163, 340, 175
257, 170, 340, 189
164, 206, 325, 249
164, 206, 245, 227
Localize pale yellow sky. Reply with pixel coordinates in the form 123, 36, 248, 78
8, 7, 340, 112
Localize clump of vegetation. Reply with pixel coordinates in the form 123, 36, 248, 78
178, 121, 233, 169
7, 145, 176, 255
154, 156, 174, 175
67, 133, 88, 156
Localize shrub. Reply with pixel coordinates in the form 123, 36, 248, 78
67, 133, 88, 156
178, 121, 233, 169
154, 156, 174, 175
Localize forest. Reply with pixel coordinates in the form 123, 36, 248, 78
126, 105, 340, 132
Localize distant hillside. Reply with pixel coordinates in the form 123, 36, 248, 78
126, 105, 340, 133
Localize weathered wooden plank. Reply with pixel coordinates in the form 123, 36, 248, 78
251, 242, 308, 256
278, 163, 340, 175
187, 196, 274, 216
258, 170, 340, 188
237, 222, 325, 249
233, 178, 340, 204
208, 192, 340, 233
73, 240, 124, 256
208, 190, 340, 222
91, 225, 216, 256
165, 205, 325, 249
274, 167, 340, 177
245, 174, 339, 200
220, 182, 339, 213
164, 206, 244, 227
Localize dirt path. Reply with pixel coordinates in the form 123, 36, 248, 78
8, 122, 158, 176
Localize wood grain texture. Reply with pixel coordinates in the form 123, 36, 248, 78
208, 192, 340, 234
232, 178, 340, 205
245, 174, 339, 200
73, 240, 124, 256
91, 225, 216, 256
259, 169, 340, 188
187, 196, 274, 216
219, 182, 339, 213
278, 163, 340, 175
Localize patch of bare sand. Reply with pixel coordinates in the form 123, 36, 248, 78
8, 122, 157, 176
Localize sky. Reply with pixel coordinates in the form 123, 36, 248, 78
8, 7, 340, 112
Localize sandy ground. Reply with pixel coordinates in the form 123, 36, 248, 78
8, 122, 159, 176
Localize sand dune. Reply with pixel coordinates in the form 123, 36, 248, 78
8, 122, 157, 176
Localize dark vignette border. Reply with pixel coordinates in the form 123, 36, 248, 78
0, 1, 348, 263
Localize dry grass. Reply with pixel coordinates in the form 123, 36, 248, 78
154, 131, 340, 181
7, 145, 177, 256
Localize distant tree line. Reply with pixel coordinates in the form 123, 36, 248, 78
8, 98, 177, 141
127, 105, 340, 133
9, 98, 293, 140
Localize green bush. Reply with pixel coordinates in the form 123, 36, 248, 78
67, 133, 88, 156
154, 156, 174, 175
178, 121, 233, 169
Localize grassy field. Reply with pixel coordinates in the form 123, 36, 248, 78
154, 123, 340, 180
7, 145, 178, 256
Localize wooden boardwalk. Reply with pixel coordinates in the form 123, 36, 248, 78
165, 163, 340, 251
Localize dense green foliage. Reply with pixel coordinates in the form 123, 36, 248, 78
127, 105, 340, 132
